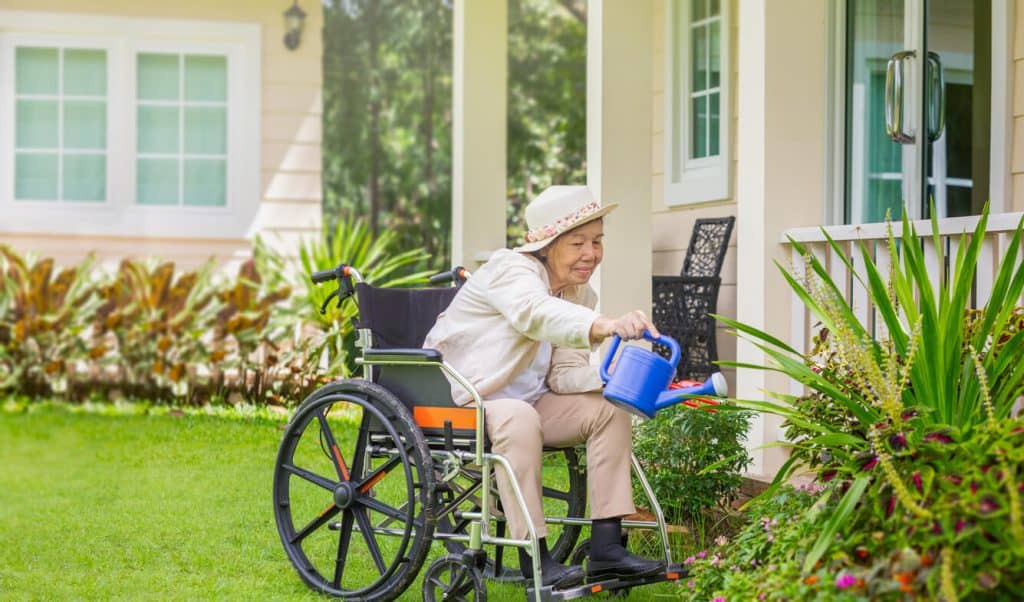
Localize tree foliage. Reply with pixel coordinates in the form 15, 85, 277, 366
321, 0, 587, 262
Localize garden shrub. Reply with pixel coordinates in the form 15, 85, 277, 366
710, 207, 1024, 599
0, 218, 430, 406
633, 404, 753, 525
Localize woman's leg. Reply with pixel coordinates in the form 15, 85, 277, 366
482, 397, 546, 540
533, 391, 635, 521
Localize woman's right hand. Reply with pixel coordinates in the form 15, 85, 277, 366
589, 310, 660, 344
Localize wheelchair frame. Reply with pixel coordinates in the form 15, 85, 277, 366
275, 265, 685, 601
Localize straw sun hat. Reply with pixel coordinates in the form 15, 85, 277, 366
512, 185, 618, 253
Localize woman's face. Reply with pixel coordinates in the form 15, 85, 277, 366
542, 219, 604, 293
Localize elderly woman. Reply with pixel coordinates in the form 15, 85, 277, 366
424, 185, 664, 588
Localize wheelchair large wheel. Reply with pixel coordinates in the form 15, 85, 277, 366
273, 379, 436, 600
435, 447, 586, 580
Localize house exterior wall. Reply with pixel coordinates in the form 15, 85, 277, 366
1015, 0, 1024, 211
0, 0, 322, 270
650, 1, 739, 388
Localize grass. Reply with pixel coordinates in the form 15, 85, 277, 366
0, 401, 686, 601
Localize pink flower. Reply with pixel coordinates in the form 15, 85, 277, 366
683, 555, 695, 565
687, 580, 695, 589
955, 518, 967, 533
835, 574, 857, 589
714, 535, 729, 547
861, 455, 879, 471
697, 550, 707, 559
889, 432, 908, 451
712, 598, 726, 602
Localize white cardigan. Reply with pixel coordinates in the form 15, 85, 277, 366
423, 249, 604, 406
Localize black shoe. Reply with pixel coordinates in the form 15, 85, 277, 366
586, 552, 666, 581
518, 540, 585, 589
525, 562, 585, 589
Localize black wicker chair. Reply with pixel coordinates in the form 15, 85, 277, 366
651, 216, 735, 381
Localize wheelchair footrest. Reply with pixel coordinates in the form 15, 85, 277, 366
526, 564, 688, 601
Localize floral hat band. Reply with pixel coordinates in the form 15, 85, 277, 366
524, 201, 601, 243
512, 185, 618, 253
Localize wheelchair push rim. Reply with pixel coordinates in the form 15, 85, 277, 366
273, 379, 436, 600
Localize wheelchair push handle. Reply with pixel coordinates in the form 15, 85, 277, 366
310, 263, 364, 315
428, 265, 471, 286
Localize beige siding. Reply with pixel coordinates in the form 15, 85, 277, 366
650, 1, 739, 386
0, 0, 322, 267
1014, 0, 1024, 211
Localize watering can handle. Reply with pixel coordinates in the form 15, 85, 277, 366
599, 331, 682, 383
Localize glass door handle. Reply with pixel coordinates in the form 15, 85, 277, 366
885, 50, 916, 144
926, 51, 945, 142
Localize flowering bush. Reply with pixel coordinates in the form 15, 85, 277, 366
708, 207, 1024, 600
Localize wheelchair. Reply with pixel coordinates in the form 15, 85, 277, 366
273, 263, 687, 601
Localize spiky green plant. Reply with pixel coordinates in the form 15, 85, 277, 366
293, 216, 433, 377
715, 205, 1024, 572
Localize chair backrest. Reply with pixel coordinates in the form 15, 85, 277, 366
353, 283, 458, 349
681, 217, 735, 278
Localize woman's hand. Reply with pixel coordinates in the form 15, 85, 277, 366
589, 310, 660, 344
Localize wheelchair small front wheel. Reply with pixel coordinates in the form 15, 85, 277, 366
422, 554, 486, 602
273, 379, 436, 601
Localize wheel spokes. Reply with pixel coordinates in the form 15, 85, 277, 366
360, 496, 410, 523
353, 507, 387, 575
291, 502, 340, 544
349, 414, 372, 477
282, 463, 338, 492
316, 409, 351, 481
332, 510, 355, 588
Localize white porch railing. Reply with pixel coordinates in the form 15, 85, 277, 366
780, 212, 1024, 365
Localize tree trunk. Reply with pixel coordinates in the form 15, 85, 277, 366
367, 1, 381, 237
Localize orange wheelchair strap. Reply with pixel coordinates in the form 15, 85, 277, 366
413, 406, 477, 430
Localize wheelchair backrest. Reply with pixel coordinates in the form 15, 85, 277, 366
353, 283, 476, 440
353, 283, 458, 349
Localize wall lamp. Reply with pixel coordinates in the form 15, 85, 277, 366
283, 1, 307, 51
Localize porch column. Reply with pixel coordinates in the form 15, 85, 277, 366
452, 0, 507, 266
736, 0, 827, 479
586, 0, 653, 319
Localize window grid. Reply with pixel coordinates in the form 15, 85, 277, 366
689, 0, 721, 161
14, 47, 107, 202
136, 52, 228, 207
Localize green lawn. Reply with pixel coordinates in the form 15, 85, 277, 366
0, 402, 683, 601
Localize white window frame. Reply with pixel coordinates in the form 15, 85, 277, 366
0, 11, 260, 239
664, 0, 731, 206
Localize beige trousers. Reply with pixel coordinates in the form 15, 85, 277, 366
483, 391, 635, 540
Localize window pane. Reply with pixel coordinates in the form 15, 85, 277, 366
16, 100, 59, 149
184, 107, 227, 154
63, 154, 106, 202
709, 93, 720, 156
15, 153, 58, 200
692, 24, 708, 92
709, 20, 720, 88
16, 47, 58, 95
137, 158, 179, 205
138, 106, 180, 153
138, 53, 179, 101
63, 49, 107, 96
710, 0, 720, 16
183, 159, 226, 207
691, 95, 707, 159
692, 0, 706, 21
64, 101, 106, 150
184, 55, 227, 102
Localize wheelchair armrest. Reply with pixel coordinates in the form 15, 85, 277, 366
362, 348, 443, 363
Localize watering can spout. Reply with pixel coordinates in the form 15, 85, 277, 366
654, 372, 728, 412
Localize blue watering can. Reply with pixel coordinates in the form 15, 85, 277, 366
600, 331, 727, 419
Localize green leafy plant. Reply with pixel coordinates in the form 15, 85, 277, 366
0, 245, 100, 395
294, 216, 432, 377
93, 259, 221, 401
633, 404, 753, 525
709, 206, 1024, 598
